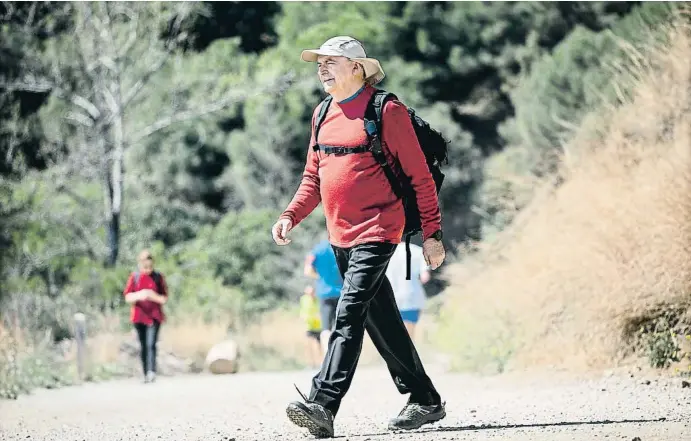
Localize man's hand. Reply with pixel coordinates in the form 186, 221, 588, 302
422, 237, 445, 270
271, 218, 293, 245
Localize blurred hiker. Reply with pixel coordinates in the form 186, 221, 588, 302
385, 242, 431, 340
304, 238, 343, 355
299, 285, 323, 368
122, 249, 169, 384
271, 35, 447, 437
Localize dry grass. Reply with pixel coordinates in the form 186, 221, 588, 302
158, 316, 231, 363
77, 313, 234, 375
435, 18, 691, 374
236, 306, 385, 371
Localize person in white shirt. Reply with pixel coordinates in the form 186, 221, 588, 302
385, 242, 431, 339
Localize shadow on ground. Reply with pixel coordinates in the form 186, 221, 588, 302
338, 417, 668, 438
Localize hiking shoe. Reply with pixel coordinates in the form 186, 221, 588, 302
388, 401, 446, 431
286, 401, 334, 438
145, 371, 156, 383
286, 385, 334, 438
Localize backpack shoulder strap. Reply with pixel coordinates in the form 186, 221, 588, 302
151, 271, 163, 294
313, 96, 333, 150
365, 90, 416, 280
133, 270, 164, 293
364, 90, 403, 199
370, 90, 398, 130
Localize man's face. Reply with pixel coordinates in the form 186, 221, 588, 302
316, 55, 359, 93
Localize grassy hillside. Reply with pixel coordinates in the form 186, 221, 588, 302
433, 16, 691, 375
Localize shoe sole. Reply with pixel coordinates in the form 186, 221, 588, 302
286, 403, 334, 438
388, 408, 447, 431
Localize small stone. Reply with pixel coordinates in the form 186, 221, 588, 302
631, 437, 642, 441
681, 380, 690, 388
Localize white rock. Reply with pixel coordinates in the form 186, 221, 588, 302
205, 340, 239, 374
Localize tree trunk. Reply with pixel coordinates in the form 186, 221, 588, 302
106, 210, 120, 267
103, 135, 120, 267
109, 83, 125, 268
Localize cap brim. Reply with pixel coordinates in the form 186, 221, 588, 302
300, 48, 344, 62
353, 57, 386, 85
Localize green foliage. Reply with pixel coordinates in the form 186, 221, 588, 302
505, 2, 677, 157
642, 325, 681, 369
0, 329, 74, 400
194, 208, 324, 314
2, 0, 683, 394
476, 1, 678, 237
636, 314, 687, 370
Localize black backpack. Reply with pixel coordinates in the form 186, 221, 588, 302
313, 89, 448, 279
133, 270, 164, 294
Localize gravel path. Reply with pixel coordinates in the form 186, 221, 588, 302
1, 364, 689, 441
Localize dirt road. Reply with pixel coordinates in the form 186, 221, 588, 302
1, 364, 689, 441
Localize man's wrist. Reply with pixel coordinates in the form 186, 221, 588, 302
279, 214, 295, 225
426, 229, 443, 242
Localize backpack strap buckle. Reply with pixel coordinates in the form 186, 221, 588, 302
316, 144, 370, 155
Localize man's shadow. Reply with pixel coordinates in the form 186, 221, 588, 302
335, 417, 668, 438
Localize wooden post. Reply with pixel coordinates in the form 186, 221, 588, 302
74, 313, 86, 382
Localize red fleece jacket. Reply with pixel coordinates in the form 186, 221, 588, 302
280, 84, 441, 248
122, 272, 168, 325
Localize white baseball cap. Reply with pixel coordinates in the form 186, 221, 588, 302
300, 36, 385, 85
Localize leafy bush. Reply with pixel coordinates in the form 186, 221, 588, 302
0, 327, 74, 400
641, 319, 681, 369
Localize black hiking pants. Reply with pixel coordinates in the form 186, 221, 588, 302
308, 242, 441, 416
134, 321, 160, 375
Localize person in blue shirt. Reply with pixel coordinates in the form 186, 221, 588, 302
304, 238, 344, 355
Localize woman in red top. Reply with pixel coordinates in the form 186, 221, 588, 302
122, 249, 168, 383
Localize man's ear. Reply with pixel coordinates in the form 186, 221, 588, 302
353, 62, 363, 77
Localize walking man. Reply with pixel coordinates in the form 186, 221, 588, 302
271, 36, 446, 438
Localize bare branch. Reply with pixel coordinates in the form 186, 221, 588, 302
130, 98, 233, 144
65, 111, 94, 128
0, 1, 15, 20
129, 73, 295, 145
108, 3, 141, 61
121, 54, 171, 107
55, 184, 91, 208
1, 77, 54, 93
70, 94, 101, 120
102, 85, 119, 115
24, 1, 37, 29
121, 3, 191, 108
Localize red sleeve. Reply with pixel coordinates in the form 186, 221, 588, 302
381, 100, 442, 240
123, 273, 136, 296
280, 106, 322, 226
